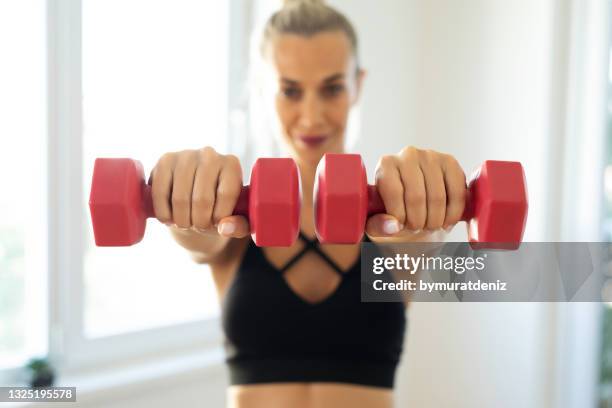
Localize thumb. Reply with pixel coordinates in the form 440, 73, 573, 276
217, 215, 250, 239
365, 214, 404, 238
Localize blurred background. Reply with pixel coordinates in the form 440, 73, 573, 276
0, 0, 610, 406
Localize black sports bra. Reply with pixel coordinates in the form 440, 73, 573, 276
221, 232, 407, 389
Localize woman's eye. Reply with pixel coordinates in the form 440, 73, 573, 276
282, 87, 302, 99
323, 84, 345, 97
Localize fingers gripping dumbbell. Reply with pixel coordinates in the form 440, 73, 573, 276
314, 154, 528, 248
89, 158, 301, 247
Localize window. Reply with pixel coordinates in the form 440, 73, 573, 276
0, 0, 47, 370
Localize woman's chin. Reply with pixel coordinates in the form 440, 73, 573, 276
297, 137, 343, 152
295, 149, 325, 164
298, 143, 340, 162
286, 137, 343, 163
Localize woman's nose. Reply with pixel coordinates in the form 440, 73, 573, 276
298, 93, 323, 128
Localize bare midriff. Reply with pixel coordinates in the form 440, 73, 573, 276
227, 383, 393, 408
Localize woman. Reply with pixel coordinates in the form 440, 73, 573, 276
149, 1, 467, 407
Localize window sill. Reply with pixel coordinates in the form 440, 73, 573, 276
1, 346, 225, 407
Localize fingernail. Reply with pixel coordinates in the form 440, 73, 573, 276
410, 229, 422, 234
443, 225, 453, 233
383, 220, 400, 235
218, 222, 235, 236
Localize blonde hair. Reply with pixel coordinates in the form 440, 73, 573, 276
261, 0, 360, 68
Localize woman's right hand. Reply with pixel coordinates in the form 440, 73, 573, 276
147, 146, 250, 239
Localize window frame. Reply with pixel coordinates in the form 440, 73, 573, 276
50, 0, 248, 374
549, 0, 610, 407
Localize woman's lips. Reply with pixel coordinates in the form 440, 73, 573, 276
297, 135, 327, 148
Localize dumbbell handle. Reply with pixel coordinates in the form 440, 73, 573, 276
366, 185, 474, 221
141, 184, 250, 220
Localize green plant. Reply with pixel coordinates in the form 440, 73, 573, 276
24, 357, 55, 388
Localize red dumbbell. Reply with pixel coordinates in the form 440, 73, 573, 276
314, 153, 528, 249
89, 157, 301, 247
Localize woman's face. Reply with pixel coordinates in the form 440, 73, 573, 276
267, 30, 364, 164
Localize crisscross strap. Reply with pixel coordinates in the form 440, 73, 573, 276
277, 231, 346, 276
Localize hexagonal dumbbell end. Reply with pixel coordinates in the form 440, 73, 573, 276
249, 158, 301, 246
89, 158, 153, 246
463, 160, 528, 249
89, 157, 301, 247
314, 154, 369, 243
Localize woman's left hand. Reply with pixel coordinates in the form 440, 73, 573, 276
365, 146, 467, 239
